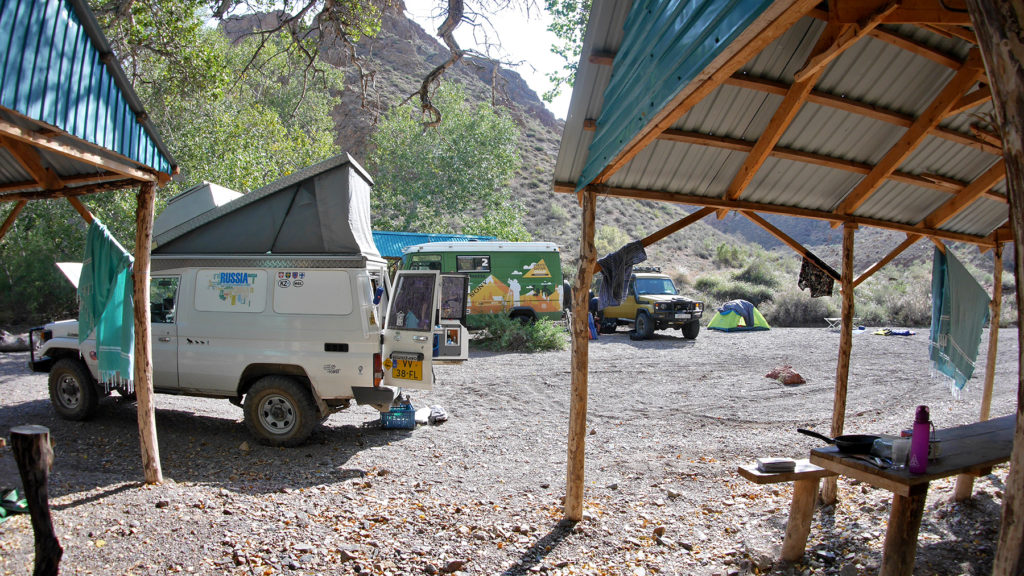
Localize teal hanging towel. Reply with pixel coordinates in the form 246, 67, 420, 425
929, 247, 990, 396
78, 220, 135, 389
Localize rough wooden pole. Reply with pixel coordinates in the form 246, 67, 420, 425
133, 182, 162, 484
954, 242, 1002, 501
0, 200, 26, 242
820, 222, 856, 504
964, 2, 1024, 573
565, 187, 597, 521
11, 425, 62, 576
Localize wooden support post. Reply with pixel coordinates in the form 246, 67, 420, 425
965, 3, 1024, 572
954, 242, 1003, 501
821, 223, 856, 504
565, 187, 597, 521
781, 477, 820, 562
0, 200, 26, 242
880, 485, 929, 576
11, 425, 62, 576
133, 182, 162, 484
66, 197, 94, 225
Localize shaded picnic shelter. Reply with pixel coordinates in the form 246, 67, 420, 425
1, 0, 177, 483
553, 0, 1023, 573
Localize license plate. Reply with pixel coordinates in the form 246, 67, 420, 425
392, 358, 423, 381
675, 313, 690, 319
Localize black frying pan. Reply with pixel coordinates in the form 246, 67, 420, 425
797, 428, 879, 454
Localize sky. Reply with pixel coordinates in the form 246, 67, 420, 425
402, 0, 573, 120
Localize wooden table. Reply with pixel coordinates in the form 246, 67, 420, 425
809, 414, 1016, 576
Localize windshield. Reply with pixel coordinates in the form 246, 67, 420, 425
635, 277, 678, 296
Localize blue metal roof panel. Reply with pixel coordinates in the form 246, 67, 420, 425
579, 0, 776, 190
0, 0, 174, 175
372, 231, 496, 259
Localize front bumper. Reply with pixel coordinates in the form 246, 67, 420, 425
651, 309, 702, 326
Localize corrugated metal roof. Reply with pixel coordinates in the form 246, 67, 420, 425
554, 0, 1009, 245
373, 231, 496, 259
0, 0, 175, 177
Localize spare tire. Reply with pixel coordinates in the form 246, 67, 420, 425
562, 281, 573, 310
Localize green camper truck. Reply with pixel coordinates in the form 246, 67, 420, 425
402, 242, 564, 326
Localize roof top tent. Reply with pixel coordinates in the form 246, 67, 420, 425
152, 154, 381, 261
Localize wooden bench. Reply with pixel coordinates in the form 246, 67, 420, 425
737, 459, 835, 562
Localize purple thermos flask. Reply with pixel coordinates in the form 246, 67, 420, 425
909, 405, 931, 474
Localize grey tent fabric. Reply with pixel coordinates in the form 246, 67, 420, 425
153, 155, 379, 257
597, 240, 647, 309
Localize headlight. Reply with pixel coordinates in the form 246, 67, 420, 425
695, 303, 703, 311
655, 303, 668, 310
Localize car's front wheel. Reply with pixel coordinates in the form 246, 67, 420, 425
631, 311, 654, 340
48, 358, 99, 421
682, 320, 700, 339
244, 376, 318, 447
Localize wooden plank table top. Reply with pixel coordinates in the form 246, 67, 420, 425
809, 414, 1015, 496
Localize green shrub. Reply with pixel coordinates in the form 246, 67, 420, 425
715, 243, 746, 268
472, 315, 568, 352
694, 274, 773, 307
733, 258, 779, 288
759, 288, 837, 327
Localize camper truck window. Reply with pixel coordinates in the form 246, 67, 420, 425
456, 255, 490, 273
387, 274, 436, 331
635, 277, 678, 296
150, 277, 179, 323
408, 254, 442, 271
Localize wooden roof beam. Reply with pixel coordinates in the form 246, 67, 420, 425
922, 160, 1006, 228
724, 74, 1002, 154
946, 85, 992, 117
740, 210, 841, 280
0, 134, 64, 190
589, 51, 616, 65
925, 24, 978, 44
0, 173, 129, 195
832, 0, 973, 26
590, 0, 820, 186
552, 181, 997, 247
0, 179, 138, 202
836, 48, 986, 215
810, 7, 967, 68
0, 117, 156, 183
0, 200, 27, 243
723, 21, 858, 216
853, 234, 922, 287
794, 4, 896, 83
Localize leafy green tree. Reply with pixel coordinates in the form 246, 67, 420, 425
0, 15, 342, 325
543, 0, 590, 102
369, 83, 530, 241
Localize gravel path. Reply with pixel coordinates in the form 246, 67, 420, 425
0, 327, 1018, 575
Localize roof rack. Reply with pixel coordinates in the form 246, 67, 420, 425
633, 265, 662, 273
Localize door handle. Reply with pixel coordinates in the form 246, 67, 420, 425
413, 335, 428, 342
158, 337, 171, 343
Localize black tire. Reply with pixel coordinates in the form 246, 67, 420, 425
632, 311, 654, 340
597, 313, 617, 334
48, 358, 99, 421
682, 320, 700, 339
510, 312, 536, 325
243, 376, 318, 447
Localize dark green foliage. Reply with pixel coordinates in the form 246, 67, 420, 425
472, 316, 567, 352
734, 258, 779, 288
695, 276, 774, 307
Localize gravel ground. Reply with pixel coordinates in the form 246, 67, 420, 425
0, 326, 1018, 576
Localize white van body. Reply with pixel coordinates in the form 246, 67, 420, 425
30, 155, 464, 446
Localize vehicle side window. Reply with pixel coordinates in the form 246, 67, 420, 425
408, 254, 442, 271
387, 274, 436, 331
456, 255, 490, 273
150, 277, 179, 323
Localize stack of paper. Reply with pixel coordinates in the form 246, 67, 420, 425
756, 457, 796, 473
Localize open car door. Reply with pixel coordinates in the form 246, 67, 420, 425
382, 270, 441, 390
434, 274, 470, 362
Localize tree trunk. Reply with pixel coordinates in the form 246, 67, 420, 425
565, 187, 597, 521
134, 181, 162, 484
11, 425, 62, 576
821, 223, 856, 504
963, 2, 1024, 574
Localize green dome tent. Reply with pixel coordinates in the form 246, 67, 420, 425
707, 299, 770, 332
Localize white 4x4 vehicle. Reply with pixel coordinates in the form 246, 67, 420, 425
28, 155, 468, 447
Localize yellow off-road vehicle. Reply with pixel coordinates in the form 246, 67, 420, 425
596, 267, 704, 340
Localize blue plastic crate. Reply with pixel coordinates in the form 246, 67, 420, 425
381, 403, 416, 429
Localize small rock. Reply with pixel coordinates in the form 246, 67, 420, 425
666, 488, 680, 498
338, 549, 358, 562
679, 541, 694, 551
424, 564, 439, 575
239, 441, 250, 451
540, 483, 550, 489
589, 428, 596, 435
607, 483, 619, 491
839, 565, 859, 576
442, 559, 468, 573
656, 536, 675, 547
155, 500, 169, 509
652, 526, 666, 538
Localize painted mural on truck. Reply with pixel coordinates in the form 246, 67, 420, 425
401, 242, 564, 325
